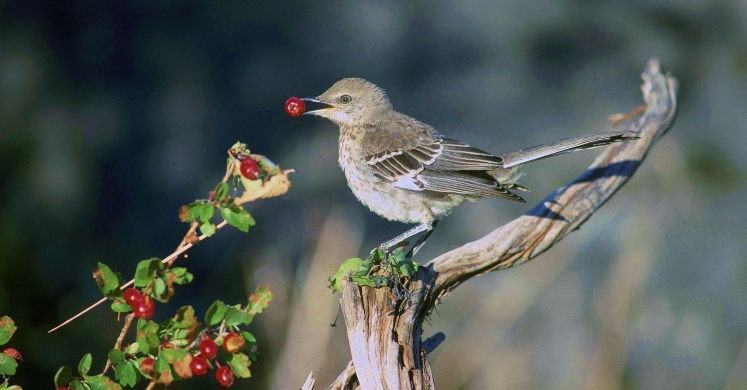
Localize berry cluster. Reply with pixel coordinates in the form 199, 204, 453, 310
0, 316, 21, 388
123, 288, 155, 320
136, 334, 241, 387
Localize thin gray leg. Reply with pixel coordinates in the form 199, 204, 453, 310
378, 222, 431, 251
406, 220, 439, 258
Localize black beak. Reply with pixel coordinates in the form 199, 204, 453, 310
300, 96, 335, 115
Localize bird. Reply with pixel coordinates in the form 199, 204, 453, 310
300, 78, 637, 258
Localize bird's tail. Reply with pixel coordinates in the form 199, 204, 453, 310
500, 130, 639, 168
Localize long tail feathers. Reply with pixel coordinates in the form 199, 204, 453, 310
500, 131, 639, 168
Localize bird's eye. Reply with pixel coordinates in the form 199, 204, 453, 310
340, 95, 352, 104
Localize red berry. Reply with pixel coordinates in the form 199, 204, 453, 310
239, 158, 260, 180
140, 357, 155, 376
199, 338, 219, 360
2, 348, 22, 361
133, 295, 155, 319
190, 356, 209, 376
123, 288, 143, 306
285, 97, 305, 117
222, 332, 245, 354
215, 366, 235, 387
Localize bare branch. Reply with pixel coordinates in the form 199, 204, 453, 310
428, 59, 678, 300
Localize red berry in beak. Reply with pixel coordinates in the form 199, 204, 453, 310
285, 97, 305, 117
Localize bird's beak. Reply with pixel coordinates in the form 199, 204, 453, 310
301, 97, 336, 116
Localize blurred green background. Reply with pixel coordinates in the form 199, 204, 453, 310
1, 0, 746, 389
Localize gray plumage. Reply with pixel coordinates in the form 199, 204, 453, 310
301, 78, 637, 257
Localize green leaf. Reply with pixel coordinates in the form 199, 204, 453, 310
329, 258, 363, 293
224, 307, 254, 327
93, 263, 120, 295
184, 201, 213, 223
55, 365, 75, 387
107, 349, 125, 364
214, 182, 229, 202
68, 378, 85, 390
153, 357, 174, 384
164, 267, 193, 285
114, 361, 137, 388
223, 351, 252, 378
83, 374, 123, 390
370, 248, 386, 263
0, 316, 17, 345
136, 321, 159, 354
205, 300, 227, 326
199, 221, 217, 236
124, 343, 139, 355
78, 353, 93, 375
166, 305, 200, 330
219, 203, 255, 233
240, 331, 258, 361
389, 248, 407, 265
351, 276, 377, 287
159, 349, 187, 364
0, 353, 18, 375
354, 257, 374, 278
202, 204, 215, 222
247, 285, 273, 315
153, 277, 167, 300
110, 299, 132, 313
162, 306, 200, 344
134, 258, 163, 287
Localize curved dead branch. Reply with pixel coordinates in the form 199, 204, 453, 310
428, 59, 678, 302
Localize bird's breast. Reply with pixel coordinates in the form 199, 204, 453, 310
337, 130, 460, 224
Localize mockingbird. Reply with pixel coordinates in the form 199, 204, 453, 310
300, 78, 636, 258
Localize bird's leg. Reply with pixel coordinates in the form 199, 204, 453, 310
406, 220, 439, 259
375, 220, 439, 259
377, 222, 432, 254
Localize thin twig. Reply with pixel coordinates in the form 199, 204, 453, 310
145, 379, 157, 390
48, 220, 229, 333
101, 313, 135, 375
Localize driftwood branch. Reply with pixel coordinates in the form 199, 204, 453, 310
303, 59, 678, 389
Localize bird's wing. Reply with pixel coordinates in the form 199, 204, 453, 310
418, 170, 526, 202
363, 136, 505, 179
361, 121, 521, 201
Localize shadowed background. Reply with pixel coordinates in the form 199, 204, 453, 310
1, 0, 746, 389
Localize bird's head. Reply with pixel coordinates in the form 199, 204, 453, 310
302, 78, 393, 126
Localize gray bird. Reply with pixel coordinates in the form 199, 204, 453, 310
301, 78, 636, 258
